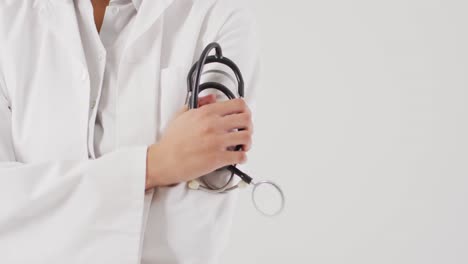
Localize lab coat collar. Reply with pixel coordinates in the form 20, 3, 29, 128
42, 0, 143, 11
109, 0, 142, 11
132, 0, 143, 10
126, 0, 174, 46
36, 0, 174, 61
35, 0, 88, 68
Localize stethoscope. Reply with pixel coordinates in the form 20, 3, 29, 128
185, 42, 285, 217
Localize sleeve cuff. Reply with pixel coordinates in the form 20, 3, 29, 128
89, 145, 148, 263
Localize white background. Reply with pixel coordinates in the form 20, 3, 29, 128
224, 0, 468, 263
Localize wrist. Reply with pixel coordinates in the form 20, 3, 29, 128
146, 143, 171, 189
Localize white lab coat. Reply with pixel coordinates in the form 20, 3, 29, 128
0, 0, 259, 263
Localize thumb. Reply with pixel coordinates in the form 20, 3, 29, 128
198, 94, 217, 107
175, 94, 216, 117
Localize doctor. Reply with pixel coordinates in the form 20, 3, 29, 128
0, 0, 259, 263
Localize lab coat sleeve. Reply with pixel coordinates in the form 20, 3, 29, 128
190, 2, 260, 259
0, 88, 147, 262
134, 3, 261, 263
202, 3, 260, 106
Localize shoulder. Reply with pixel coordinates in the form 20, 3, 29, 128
195, 0, 254, 18
162, 0, 257, 44
0, 0, 38, 39
176, 0, 255, 22
0, 0, 43, 76
188, 0, 257, 36
0, 0, 35, 15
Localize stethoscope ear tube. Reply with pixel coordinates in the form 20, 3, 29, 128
226, 165, 253, 184
198, 82, 237, 100
186, 42, 250, 192
187, 43, 245, 110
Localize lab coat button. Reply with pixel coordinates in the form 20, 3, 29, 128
98, 53, 106, 61
90, 100, 96, 109
110, 7, 119, 15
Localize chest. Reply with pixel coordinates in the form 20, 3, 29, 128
2, 2, 216, 162
90, 0, 110, 32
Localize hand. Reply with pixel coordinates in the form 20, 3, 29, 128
145, 95, 253, 189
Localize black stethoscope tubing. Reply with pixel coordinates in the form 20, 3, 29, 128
186, 42, 253, 187
185, 42, 285, 216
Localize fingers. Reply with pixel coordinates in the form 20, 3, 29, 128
221, 151, 248, 165
219, 113, 253, 133
198, 94, 217, 107
203, 98, 249, 116
176, 95, 215, 117
222, 130, 252, 151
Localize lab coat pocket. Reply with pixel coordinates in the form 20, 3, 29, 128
158, 66, 187, 136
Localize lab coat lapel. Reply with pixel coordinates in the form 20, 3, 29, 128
126, 0, 174, 48
37, 0, 87, 68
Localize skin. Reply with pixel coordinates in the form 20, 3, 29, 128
91, 1, 254, 190
91, 0, 109, 32
147, 96, 253, 188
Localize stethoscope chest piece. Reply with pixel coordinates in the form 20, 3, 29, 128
251, 181, 285, 217
188, 178, 286, 217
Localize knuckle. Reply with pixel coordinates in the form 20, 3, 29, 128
237, 98, 247, 109
244, 143, 252, 151
242, 131, 251, 141
247, 135, 253, 145
245, 140, 252, 151
202, 123, 216, 134
242, 113, 251, 123
198, 107, 211, 118
244, 105, 252, 116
